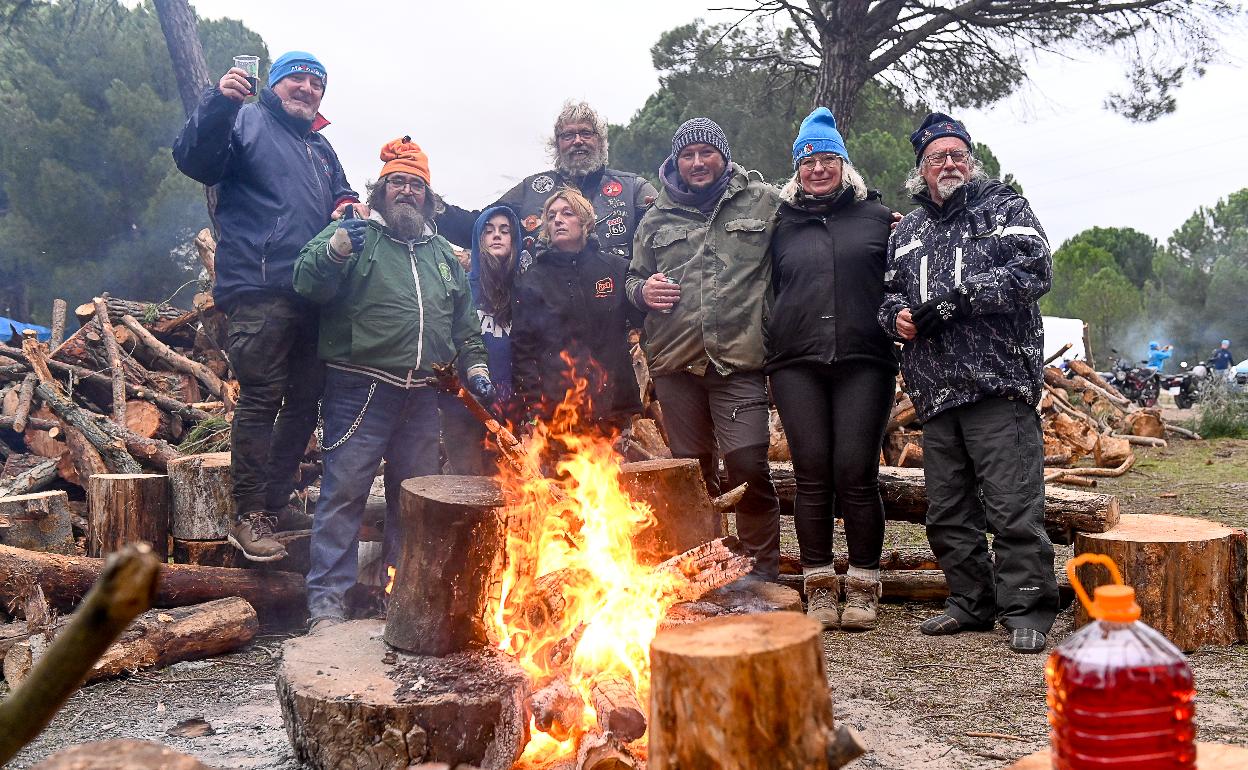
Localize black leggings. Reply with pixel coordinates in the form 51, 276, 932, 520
770, 362, 894, 570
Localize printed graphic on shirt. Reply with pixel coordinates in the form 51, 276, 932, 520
595, 277, 614, 298
477, 310, 511, 337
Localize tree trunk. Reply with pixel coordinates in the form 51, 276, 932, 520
0, 491, 74, 555
87, 473, 170, 560
385, 476, 504, 655
618, 458, 722, 564
153, 0, 211, 118
167, 452, 231, 540
276, 620, 529, 770
812, 1, 874, 132
649, 612, 862, 770
1074, 514, 1248, 650
28, 739, 214, 770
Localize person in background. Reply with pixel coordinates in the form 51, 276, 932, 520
1212, 339, 1234, 379
765, 108, 897, 631
511, 188, 641, 433
172, 51, 359, 562
1147, 341, 1173, 371
293, 137, 491, 632
879, 112, 1059, 654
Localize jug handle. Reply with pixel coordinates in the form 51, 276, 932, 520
1066, 553, 1124, 619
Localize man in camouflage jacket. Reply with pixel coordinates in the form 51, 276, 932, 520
878, 113, 1058, 654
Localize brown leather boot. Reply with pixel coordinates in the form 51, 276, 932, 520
803, 572, 841, 630
227, 512, 287, 562
840, 576, 882, 631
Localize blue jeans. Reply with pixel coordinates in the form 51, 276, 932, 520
306, 368, 440, 618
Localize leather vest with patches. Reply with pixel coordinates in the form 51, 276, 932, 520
512, 169, 648, 260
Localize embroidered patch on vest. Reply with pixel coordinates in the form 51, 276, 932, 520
522, 215, 542, 232
602, 180, 623, 197
606, 216, 626, 237
595, 277, 614, 297
439, 262, 452, 282
531, 175, 555, 194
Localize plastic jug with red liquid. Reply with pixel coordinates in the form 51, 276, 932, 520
1046, 553, 1196, 769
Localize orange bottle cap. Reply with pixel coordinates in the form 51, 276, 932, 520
1093, 584, 1141, 622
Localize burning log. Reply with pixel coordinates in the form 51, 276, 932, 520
590, 676, 647, 742
87, 474, 170, 559
618, 458, 723, 564
652, 536, 755, 604
0, 491, 74, 554
385, 475, 504, 655
576, 730, 637, 770
663, 579, 802, 628
4, 597, 257, 686
1075, 515, 1248, 650
168, 452, 231, 540
649, 612, 857, 770
529, 677, 585, 741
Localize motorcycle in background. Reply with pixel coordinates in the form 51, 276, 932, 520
1100, 350, 1161, 407
1160, 360, 1207, 409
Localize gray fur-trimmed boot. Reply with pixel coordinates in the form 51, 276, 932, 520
803, 569, 841, 630
840, 575, 883, 631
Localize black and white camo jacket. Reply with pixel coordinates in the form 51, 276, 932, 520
878, 179, 1052, 423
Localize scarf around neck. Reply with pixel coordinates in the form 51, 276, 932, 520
659, 154, 733, 216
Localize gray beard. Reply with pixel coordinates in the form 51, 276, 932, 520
281, 99, 316, 121
556, 146, 606, 179
385, 202, 428, 241
936, 175, 967, 201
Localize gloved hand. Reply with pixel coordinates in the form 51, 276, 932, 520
911, 288, 971, 337
328, 219, 369, 260
467, 374, 497, 405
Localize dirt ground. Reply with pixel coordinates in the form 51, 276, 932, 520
6, 435, 1248, 769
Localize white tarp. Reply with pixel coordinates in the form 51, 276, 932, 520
1042, 316, 1086, 362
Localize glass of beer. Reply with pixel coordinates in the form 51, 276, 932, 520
233, 54, 260, 96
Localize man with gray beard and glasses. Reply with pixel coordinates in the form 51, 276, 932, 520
293, 137, 491, 632
878, 112, 1058, 655
437, 101, 657, 261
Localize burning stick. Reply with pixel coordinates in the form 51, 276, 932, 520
524, 567, 592, 628
590, 676, 647, 742
576, 729, 637, 770
431, 360, 532, 476
529, 677, 585, 740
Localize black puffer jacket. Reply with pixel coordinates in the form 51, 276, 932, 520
878, 179, 1052, 423
511, 237, 643, 426
764, 186, 898, 375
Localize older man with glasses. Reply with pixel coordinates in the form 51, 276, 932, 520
436, 100, 657, 261
879, 112, 1059, 654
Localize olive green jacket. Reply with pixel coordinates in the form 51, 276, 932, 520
626, 164, 781, 376
293, 217, 487, 382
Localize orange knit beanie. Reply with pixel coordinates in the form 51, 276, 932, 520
379, 136, 430, 186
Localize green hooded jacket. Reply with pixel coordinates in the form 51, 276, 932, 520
293, 217, 487, 382
626, 163, 780, 377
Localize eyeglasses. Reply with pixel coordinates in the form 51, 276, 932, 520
386, 177, 426, 192
798, 155, 843, 171
557, 129, 597, 142
922, 150, 971, 167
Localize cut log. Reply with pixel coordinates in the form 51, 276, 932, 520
619, 458, 722, 564
576, 730, 637, 770
87, 474, 170, 559
32, 381, 142, 474
167, 452, 231, 540
529, 677, 585, 740
59, 426, 109, 488
124, 399, 179, 441
11, 373, 35, 433
896, 441, 924, 468
649, 612, 853, 770
630, 417, 671, 459
662, 578, 802, 628
591, 676, 646, 742
92, 296, 128, 425
0, 491, 74, 555
1067, 360, 1132, 408
29, 739, 214, 770
1093, 435, 1133, 468
75, 298, 188, 328
768, 408, 790, 462
1074, 514, 1248, 650
277, 619, 528, 770
48, 299, 67, 349
22, 405, 65, 459
1125, 409, 1165, 439
886, 395, 917, 432
5, 597, 255, 686
172, 531, 310, 575
1111, 433, 1167, 448
385, 475, 504, 655
119, 315, 226, 401
0, 458, 59, 499
0, 543, 307, 631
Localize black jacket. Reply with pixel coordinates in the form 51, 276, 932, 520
511, 237, 643, 426
879, 180, 1052, 422
172, 88, 356, 313
764, 187, 898, 375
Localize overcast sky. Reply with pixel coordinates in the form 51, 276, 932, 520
187, 0, 1247, 247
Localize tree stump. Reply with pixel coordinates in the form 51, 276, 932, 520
1075, 514, 1248, 650
0, 491, 74, 554
385, 476, 504, 656
167, 452, 231, 540
619, 458, 722, 564
649, 611, 849, 770
277, 620, 528, 770
29, 739, 214, 770
87, 474, 170, 559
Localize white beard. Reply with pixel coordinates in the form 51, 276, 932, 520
936, 174, 967, 201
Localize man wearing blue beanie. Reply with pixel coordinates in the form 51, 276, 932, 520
173, 52, 359, 566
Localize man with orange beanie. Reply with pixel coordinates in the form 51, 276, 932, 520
294, 137, 490, 632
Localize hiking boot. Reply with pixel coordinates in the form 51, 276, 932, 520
840, 577, 882, 632
227, 512, 287, 562
919, 613, 992, 636
270, 503, 314, 532
804, 572, 841, 630
1008, 628, 1047, 654
308, 616, 344, 635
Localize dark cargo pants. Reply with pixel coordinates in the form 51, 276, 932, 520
654, 369, 780, 579
922, 397, 1059, 632
225, 295, 325, 519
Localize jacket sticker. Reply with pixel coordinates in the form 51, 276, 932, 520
595, 277, 614, 297
439, 262, 453, 282
602, 180, 623, 197
531, 175, 555, 194
606, 216, 626, 237
522, 215, 542, 232
519, 251, 533, 271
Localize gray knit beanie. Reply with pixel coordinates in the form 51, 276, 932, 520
671, 117, 731, 166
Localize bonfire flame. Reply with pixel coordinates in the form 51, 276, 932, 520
489, 359, 684, 762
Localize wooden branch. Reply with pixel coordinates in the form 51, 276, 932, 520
0, 415, 58, 432
1053, 454, 1136, 478
710, 482, 748, 512
10, 372, 36, 433
1043, 342, 1073, 365
0, 542, 160, 766
1071, 374, 1132, 410
49, 299, 67, 349
529, 677, 585, 741
1110, 433, 1167, 448
119, 315, 225, 400
591, 676, 647, 742
33, 381, 141, 474
93, 295, 128, 425
0, 458, 59, 499
1165, 423, 1202, 440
